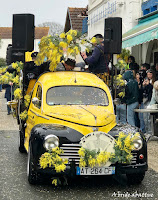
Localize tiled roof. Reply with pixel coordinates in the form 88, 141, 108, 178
64, 7, 87, 32
0, 27, 49, 39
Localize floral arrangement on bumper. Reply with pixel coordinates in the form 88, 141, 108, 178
78, 132, 140, 167
39, 132, 140, 171
39, 147, 68, 173
38, 132, 140, 185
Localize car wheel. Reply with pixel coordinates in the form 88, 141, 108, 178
27, 144, 38, 185
126, 172, 145, 184
18, 130, 26, 153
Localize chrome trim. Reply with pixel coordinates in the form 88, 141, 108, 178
30, 109, 49, 120
60, 144, 81, 165
62, 144, 81, 147
60, 144, 138, 166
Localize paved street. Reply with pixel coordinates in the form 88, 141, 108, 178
0, 90, 158, 200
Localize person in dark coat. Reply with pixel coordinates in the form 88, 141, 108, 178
155, 63, 158, 81
3, 82, 13, 115
123, 70, 139, 126
81, 34, 109, 84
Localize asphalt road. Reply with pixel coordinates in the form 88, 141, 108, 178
0, 130, 158, 200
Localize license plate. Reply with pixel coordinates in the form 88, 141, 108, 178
76, 166, 115, 175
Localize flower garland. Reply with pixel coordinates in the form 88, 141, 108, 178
78, 147, 112, 168
114, 74, 126, 98
39, 147, 68, 173
78, 132, 140, 167
0, 61, 31, 121
12, 61, 23, 73
19, 110, 28, 121
0, 66, 7, 74
0, 72, 14, 84
14, 88, 22, 100
117, 48, 131, 63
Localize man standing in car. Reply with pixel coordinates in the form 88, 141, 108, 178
81, 34, 109, 84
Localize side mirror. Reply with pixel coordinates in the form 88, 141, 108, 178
32, 97, 40, 105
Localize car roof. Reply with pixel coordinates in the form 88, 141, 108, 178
37, 71, 109, 89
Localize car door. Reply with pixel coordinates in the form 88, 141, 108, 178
24, 83, 43, 151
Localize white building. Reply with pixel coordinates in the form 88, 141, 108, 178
88, 0, 142, 38
88, 0, 158, 66
0, 27, 49, 59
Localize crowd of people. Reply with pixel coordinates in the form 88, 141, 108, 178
116, 56, 158, 135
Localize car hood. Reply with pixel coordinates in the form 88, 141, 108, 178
44, 105, 115, 126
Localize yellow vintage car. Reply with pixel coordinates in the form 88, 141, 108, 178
18, 71, 147, 184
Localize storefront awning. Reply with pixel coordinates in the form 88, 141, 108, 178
122, 13, 158, 48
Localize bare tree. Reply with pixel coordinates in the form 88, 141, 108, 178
38, 22, 64, 36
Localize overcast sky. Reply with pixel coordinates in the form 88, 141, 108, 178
0, 0, 88, 27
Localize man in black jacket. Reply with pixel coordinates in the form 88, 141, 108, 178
81, 34, 109, 84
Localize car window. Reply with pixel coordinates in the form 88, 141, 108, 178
35, 85, 42, 109
46, 86, 109, 106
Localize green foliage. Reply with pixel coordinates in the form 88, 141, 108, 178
0, 58, 6, 67
118, 48, 131, 63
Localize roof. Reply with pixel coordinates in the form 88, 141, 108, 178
0, 27, 49, 39
64, 7, 87, 33
122, 13, 158, 48
38, 71, 108, 89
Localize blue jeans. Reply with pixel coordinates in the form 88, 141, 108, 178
139, 103, 146, 133
127, 102, 139, 126
116, 104, 126, 124
144, 101, 151, 134
0, 84, 2, 91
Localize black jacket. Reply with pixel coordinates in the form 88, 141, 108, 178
85, 44, 109, 74
143, 83, 153, 102
123, 71, 139, 105
3, 84, 13, 101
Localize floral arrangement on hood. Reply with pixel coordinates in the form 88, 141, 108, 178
35, 30, 99, 71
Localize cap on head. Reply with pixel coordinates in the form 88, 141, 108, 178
154, 81, 158, 90
93, 34, 103, 39
31, 52, 38, 58
65, 58, 76, 68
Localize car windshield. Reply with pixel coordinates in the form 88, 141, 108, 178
47, 86, 109, 106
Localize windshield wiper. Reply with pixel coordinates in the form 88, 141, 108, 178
49, 103, 62, 105
96, 103, 107, 106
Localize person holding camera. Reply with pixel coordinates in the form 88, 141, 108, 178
146, 69, 156, 85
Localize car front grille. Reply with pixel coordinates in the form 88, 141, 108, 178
131, 152, 137, 165
60, 144, 138, 166
60, 144, 81, 165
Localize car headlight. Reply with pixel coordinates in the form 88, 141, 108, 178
133, 137, 143, 150
43, 135, 59, 150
